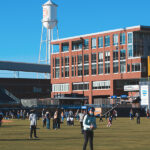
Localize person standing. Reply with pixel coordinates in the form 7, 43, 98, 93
79, 110, 85, 134
29, 110, 38, 139
46, 111, 50, 129
83, 107, 97, 150
136, 110, 140, 124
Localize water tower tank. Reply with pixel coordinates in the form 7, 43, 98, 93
42, 0, 58, 29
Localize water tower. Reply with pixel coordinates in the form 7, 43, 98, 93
38, 0, 59, 78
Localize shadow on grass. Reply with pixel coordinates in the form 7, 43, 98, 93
0, 138, 40, 141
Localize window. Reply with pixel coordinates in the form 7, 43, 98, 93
84, 39, 89, 49
72, 41, 82, 51
84, 65, 89, 75
98, 63, 103, 74
105, 62, 110, 74
72, 66, 74, 77
120, 49, 126, 60
72, 56, 74, 65
78, 55, 82, 64
120, 61, 126, 73
113, 50, 118, 61
72, 82, 89, 91
61, 67, 64, 77
120, 33, 125, 45
128, 45, 133, 58
65, 56, 69, 66
128, 32, 133, 44
84, 54, 89, 64
65, 67, 69, 77
113, 62, 118, 73
55, 68, 60, 78
127, 64, 130, 72
113, 34, 118, 46
98, 37, 103, 48
91, 53, 96, 63
105, 51, 110, 61
52, 83, 69, 92
53, 58, 55, 67
92, 64, 97, 75
78, 66, 83, 76
91, 38, 96, 49
55, 58, 60, 67
61, 57, 64, 66
62, 43, 69, 52
98, 52, 103, 62
132, 63, 141, 72
127, 32, 133, 58
105, 35, 110, 47
92, 80, 110, 90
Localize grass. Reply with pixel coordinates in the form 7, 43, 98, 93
0, 117, 150, 150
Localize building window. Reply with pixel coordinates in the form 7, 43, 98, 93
105, 35, 110, 47
55, 58, 60, 67
128, 45, 133, 58
98, 63, 103, 74
84, 54, 89, 64
120, 33, 125, 45
120, 49, 126, 60
92, 64, 97, 75
127, 64, 130, 72
98, 52, 103, 62
55, 68, 60, 78
127, 32, 133, 58
105, 51, 110, 61
84, 65, 89, 75
78, 66, 82, 76
91, 53, 96, 63
65, 67, 69, 77
61, 57, 64, 66
61, 67, 64, 77
72, 40, 82, 51
98, 37, 103, 48
91, 38, 96, 49
53, 58, 55, 67
52, 83, 69, 92
105, 62, 110, 74
128, 32, 133, 44
113, 34, 118, 46
62, 43, 69, 52
120, 61, 126, 73
92, 80, 110, 90
132, 63, 141, 72
72, 82, 89, 91
113, 50, 118, 61
72, 56, 74, 65
78, 55, 82, 65
113, 62, 119, 73
72, 66, 74, 77
65, 56, 69, 66
84, 39, 89, 49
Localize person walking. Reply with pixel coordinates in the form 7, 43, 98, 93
83, 107, 97, 150
29, 110, 38, 139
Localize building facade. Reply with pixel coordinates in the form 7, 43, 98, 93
51, 25, 150, 104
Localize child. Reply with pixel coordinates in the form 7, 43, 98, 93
107, 115, 112, 127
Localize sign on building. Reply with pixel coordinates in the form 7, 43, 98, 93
140, 85, 149, 105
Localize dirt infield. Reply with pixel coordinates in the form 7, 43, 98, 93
2, 120, 13, 123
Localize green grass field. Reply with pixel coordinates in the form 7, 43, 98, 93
0, 117, 150, 150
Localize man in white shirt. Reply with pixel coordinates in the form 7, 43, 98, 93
29, 110, 38, 139
79, 110, 85, 134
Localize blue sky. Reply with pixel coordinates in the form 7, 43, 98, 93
0, 0, 150, 64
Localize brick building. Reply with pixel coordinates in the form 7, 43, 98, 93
51, 25, 150, 104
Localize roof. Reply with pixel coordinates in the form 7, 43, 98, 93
51, 25, 150, 43
43, 0, 58, 7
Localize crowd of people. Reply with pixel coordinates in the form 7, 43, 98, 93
0, 107, 148, 150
